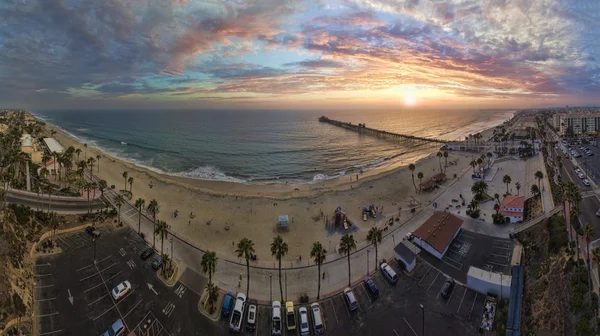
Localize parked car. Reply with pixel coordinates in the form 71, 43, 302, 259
111, 281, 131, 301
229, 293, 246, 332
583, 179, 591, 186
343, 287, 358, 311
151, 255, 163, 270
596, 208, 600, 217
246, 299, 258, 331
222, 291, 235, 318
272, 301, 282, 335
380, 262, 398, 284
440, 278, 455, 299
102, 319, 126, 336
310, 303, 325, 335
363, 276, 379, 298
298, 307, 310, 336
85, 226, 100, 237
140, 248, 154, 260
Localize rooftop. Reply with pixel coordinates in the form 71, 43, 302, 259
394, 241, 418, 264
500, 195, 524, 210
413, 211, 463, 253
43, 137, 65, 154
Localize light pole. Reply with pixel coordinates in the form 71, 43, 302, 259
392, 234, 395, 247
93, 238, 96, 264
367, 249, 370, 275
269, 273, 272, 302
170, 237, 174, 274
419, 304, 425, 336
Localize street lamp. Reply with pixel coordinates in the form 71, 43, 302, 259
419, 304, 425, 336
269, 272, 273, 302
170, 237, 174, 274
367, 249, 370, 275
93, 238, 96, 264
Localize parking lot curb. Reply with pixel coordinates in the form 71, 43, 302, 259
29, 223, 91, 258
198, 291, 223, 322
157, 261, 187, 288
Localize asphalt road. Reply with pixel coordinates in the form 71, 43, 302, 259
6, 191, 104, 213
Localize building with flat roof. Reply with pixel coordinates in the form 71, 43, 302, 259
43, 137, 64, 154
20, 134, 33, 154
394, 241, 419, 272
412, 211, 463, 259
499, 195, 524, 223
555, 112, 600, 135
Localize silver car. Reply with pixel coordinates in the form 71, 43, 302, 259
596, 209, 600, 217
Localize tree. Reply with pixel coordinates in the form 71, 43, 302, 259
592, 248, 600, 268
486, 152, 493, 166
147, 199, 160, 248
534, 171, 544, 191
270, 235, 288, 303
75, 148, 81, 162
339, 234, 357, 287
530, 184, 540, 196
122, 171, 128, 192
201, 251, 218, 285
503, 175, 512, 194
366, 227, 382, 272
471, 180, 489, 201
408, 164, 417, 193
515, 182, 521, 196
84, 143, 88, 160
310, 241, 327, 300
87, 157, 96, 180
128, 176, 134, 193
155, 220, 169, 276
494, 193, 500, 204
417, 172, 424, 193
236, 238, 255, 296
83, 182, 93, 214
96, 154, 101, 172
436, 151, 443, 172
114, 194, 124, 225
135, 198, 145, 235
49, 211, 59, 246
582, 223, 595, 264
205, 282, 220, 313
470, 160, 477, 173
98, 179, 107, 199
494, 203, 500, 215
443, 151, 449, 172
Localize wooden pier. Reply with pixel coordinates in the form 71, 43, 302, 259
318, 116, 448, 144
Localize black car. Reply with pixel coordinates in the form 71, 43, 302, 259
85, 226, 100, 237
140, 248, 154, 260
151, 256, 163, 270
363, 276, 379, 298
440, 278, 455, 299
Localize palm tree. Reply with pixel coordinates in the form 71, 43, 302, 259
494, 203, 500, 215
49, 211, 59, 246
582, 223, 595, 264
96, 155, 101, 172
310, 241, 327, 300
84, 182, 92, 214
75, 148, 82, 162
98, 179, 107, 199
44, 183, 53, 213
468, 199, 479, 212
592, 248, 600, 268
84, 143, 88, 160
155, 220, 169, 275
470, 160, 477, 173
417, 172, 424, 193
339, 234, 357, 287
128, 176, 134, 193
114, 194, 124, 225
443, 151, 449, 172
147, 199, 160, 248
135, 198, 145, 235
201, 251, 218, 285
270, 235, 288, 303
534, 171, 544, 191
366, 227, 382, 272
122, 172, 128, 192
471, 180, 489, 200
486, 152, 493, 166
530, 184, 540, 196
236, 238, 255, 296
494, 193, 500, 204
503, 175, 512, 194
408, 164, 417, 193
515, 182, 521, 196
205, 282, 220, 313
436, 152, 443, 172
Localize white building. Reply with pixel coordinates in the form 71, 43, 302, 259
394, 241, 420, 272
499, 195, 524, 223
411, 211, 463, 259
466, 266, 511, 299
43, 137, 65, 154
556, 112, 600, 135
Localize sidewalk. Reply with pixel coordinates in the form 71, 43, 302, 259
538, 154, 555, 211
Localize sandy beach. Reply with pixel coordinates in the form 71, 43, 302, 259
45, 119, 498, 259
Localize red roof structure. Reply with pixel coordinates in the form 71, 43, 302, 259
413, 211, 463, 253
499, 195, 524, 217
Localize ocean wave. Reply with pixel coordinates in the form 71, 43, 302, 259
76, 128, 89, 132
175, 166, 248, 183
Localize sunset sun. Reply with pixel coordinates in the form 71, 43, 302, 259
404, 95, 416, 106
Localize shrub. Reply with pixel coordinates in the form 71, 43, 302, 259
548, 215, 568, 253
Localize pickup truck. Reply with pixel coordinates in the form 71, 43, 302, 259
272, 301, 282, 335
285, 301, 296, 330
229, 293, 246, 332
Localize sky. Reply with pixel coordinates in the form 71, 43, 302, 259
1, 0, 600, 110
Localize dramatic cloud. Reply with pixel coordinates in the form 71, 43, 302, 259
0, 0, 598, 109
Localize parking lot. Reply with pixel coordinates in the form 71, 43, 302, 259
34, 225, 225, 336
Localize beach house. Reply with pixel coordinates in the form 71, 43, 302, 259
499, 195, 524, 223
411, 211, 463, 259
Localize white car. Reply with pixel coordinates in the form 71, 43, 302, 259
596, 208, 600, 217
111, 281, 131, 301
583, 179, 590, 186
298, 307, 310, 336
578, 173, 585, 179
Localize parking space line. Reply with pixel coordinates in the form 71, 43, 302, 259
357, 284, 372, 304
445, 285, 458, 306
79, 272, 99, 282
79, 263, 116, 282
427, 272, 439, 292
37, 312, 59, 318
468, 293, 478, 318
35, 263, 51, 267
393, 329, 400, 336
116, 289, 136, 304
34, 273, 52, 277
104, 271, 123, 283
487, 261, 508, 267
441, 258, 462, 271
123, 299, 143, 319
492, 246, 512, 250
457, 287, 467, 313
88, 293, 109, 306
35, 297, 57, 302
92, 306, 116, 321
95, 255, 112, 265
402, 317, 418, 336
39, 330, 63, 335
417, 266, 431, 284
84, 281, 105, 293
56, 236, 70, 247
76, 263, 95, 272
328, 299, 339, 324
35, 284, 54, 289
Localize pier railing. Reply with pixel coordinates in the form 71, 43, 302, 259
318, 116, 447, 144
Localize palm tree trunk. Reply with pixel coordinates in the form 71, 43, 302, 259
246, 259, 250, 296
279, 258, 283, 302
317, 263, 321, 300
411, 173, 417, 193
152, 216, 156, 248
138, 208, 142, 234
347, 252, 351, 286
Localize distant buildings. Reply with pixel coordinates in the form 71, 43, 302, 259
552, 108, 600, 135
499, 195, 524, 223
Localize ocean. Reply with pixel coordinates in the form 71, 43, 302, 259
31, 109, 514, 184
